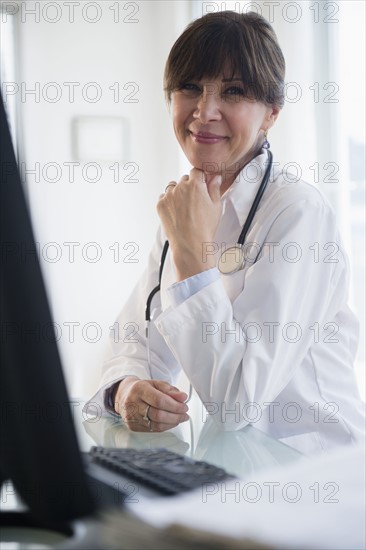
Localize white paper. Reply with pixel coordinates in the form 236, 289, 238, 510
127, 444, 365, 550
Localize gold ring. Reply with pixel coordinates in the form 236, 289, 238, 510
164, 183, 177, 193
143, 404, 151, 421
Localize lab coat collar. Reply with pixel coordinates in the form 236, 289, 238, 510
221, 148, 275, 227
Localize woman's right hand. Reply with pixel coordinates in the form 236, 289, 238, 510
113, 376, 190, 432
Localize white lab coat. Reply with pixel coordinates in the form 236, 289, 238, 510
89, 149, 365, 455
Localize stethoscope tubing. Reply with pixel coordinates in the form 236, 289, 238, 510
146, 148, 273, 321
237, 149, 273, 245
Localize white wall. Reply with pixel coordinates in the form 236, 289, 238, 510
14, 0, 192, 397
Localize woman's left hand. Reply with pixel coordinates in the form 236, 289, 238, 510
157, 167, 222, 281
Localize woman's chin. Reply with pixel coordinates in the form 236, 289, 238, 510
190, 163, 220, 180
189, 158, 224, 173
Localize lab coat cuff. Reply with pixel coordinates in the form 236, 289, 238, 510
166, 267, 220, 307
155, 278, 230, 336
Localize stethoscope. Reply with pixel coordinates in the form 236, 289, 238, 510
145, 148, 273, 404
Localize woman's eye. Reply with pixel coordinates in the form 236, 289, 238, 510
179, 83, 200, 92
224, 86, 245, 96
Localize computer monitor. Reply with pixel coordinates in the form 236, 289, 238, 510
0, 90, 97, 528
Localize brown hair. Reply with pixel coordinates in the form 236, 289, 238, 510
163, 11, 285, 108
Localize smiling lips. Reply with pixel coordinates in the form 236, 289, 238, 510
190, 131, 228, 144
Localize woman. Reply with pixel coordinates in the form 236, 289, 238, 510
88, 11, 364, 455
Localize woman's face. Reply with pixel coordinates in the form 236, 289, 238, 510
170, 68, 280, 191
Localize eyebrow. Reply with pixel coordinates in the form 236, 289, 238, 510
221, 77, 243, 82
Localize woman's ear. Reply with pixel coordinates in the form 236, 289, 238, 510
265, 104, 281, 130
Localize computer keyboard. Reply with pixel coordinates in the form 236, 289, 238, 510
88, 446, 234, 496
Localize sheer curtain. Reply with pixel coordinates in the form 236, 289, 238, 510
191, 0, 365, 398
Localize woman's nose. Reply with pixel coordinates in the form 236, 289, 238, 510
193, 86, 222, 123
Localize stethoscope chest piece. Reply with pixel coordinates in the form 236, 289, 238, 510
218, 244, 246, 275
217, 148, 273, 276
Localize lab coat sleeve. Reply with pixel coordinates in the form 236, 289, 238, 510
86, 225, 182, 415
154, 197, 349, 429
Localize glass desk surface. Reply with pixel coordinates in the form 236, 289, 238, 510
73, 398, 304, 480
1, 403, 362, 550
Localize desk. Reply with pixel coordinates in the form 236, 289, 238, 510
0, 399, 303, 550
79, 403, 363, 550
75, 397, 303, 481
2, 400, 364, 550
